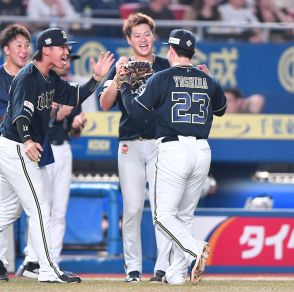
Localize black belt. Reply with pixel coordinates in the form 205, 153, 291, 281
51, 140, 64, 146
161, 136, 203, 143
135, 136, 153, 141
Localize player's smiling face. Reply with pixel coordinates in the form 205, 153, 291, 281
49, 45, 69, 69
127, 24, 154, 58
5, 35, 31, 69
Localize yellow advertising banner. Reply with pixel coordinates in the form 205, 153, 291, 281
211, 114, 294, 139
82, 112, 120, 137
82, 113, 294, 140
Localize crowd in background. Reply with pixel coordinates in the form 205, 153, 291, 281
0, 0, 293, 41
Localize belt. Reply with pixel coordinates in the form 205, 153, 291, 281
51, 140, 64, 146
161, 136, 203, 143
136, 136, 153, 141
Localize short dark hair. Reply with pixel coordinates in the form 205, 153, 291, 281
32, 49, 43, 61
123, 12, 155, 38
171, 44, 194, 59
0, 24, 31, 49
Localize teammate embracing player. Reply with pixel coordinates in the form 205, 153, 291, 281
120, 29, 227, 284
99, 13, 171, 282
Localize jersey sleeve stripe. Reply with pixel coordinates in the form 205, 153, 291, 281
12, 115, 30, 124
135, 97, 150, 111
213, 103, 227, 113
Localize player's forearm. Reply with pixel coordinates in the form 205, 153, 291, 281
120, 83, 148, 118
78, 77, 100, 104
99, 80, 118, 111
15, 117, 32, 143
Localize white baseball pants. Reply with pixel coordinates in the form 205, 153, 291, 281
118, 139, 172, 274
46, 142, 72, 263
154, 137, 211, 274
0, 136, 62, 279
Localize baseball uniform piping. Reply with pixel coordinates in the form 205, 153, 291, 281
153, 152, 197, 258
16, 145, 61, 277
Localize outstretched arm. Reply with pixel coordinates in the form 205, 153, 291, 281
99, 56, 128, 111
91, 51, 115, 82
78, 51, 115, 104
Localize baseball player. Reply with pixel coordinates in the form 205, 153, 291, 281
0, 24, 37, 281
16, 49, 87, 278
119, 29, 227, 284
46, 50, 87, 264
99, 13, 171, 282
0, 27, 114, 283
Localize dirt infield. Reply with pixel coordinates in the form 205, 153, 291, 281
0, 274, 293, 292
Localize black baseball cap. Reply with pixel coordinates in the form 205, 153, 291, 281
36, 28, 77, 50
163, 29, 196, 52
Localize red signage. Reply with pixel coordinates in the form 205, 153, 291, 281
207, 217, 294, 266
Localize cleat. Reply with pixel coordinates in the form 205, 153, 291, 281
150, 270, 166, 283
190, 242, 210, 284
39, 273, 81, 283
0, 260, 9, 281
17, 261, 75, 279
125, 270, 141, 282
22, 262, 40, 279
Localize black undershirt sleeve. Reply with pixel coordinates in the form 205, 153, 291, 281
15, 117, 31, 143
78, 77, 100, 104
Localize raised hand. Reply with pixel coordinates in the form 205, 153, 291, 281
91, 51, 115, 81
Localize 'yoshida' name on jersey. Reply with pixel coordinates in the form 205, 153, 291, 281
121, 65, 227, 139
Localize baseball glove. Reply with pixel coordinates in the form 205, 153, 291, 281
116, 61, 154, 89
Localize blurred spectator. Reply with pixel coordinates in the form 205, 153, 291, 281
26, 0, 79, 32
255, 0, 292, 42
272, 0, 294, 12
184, 0, 221, 22
218, 0, 263, 42
183, 0, 222, 40
70, 0, 121, 37
0, 0, 26, 15
137, 0, 175, 39
0, 0, 26, 29
178, 0, 193, 4
70, 0, 110, 12
225, 88, 265, 113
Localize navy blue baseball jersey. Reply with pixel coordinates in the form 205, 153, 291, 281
1, 61, 81, 145
0, 65, 14, 118
99, 55, 169, 140
121, 65, 227, 139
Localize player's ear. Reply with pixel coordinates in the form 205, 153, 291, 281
169, 46, 175, 58
3, 46, 9, 56
42, 46, 50, 56
126, 36, 132, 46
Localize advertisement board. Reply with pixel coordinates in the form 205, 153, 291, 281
193, 209, 294, 273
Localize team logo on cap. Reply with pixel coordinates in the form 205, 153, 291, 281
61, 30, 67, 39
45, 38, 52, 45
169, 37, 180, 45
186, 40, 192, 47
